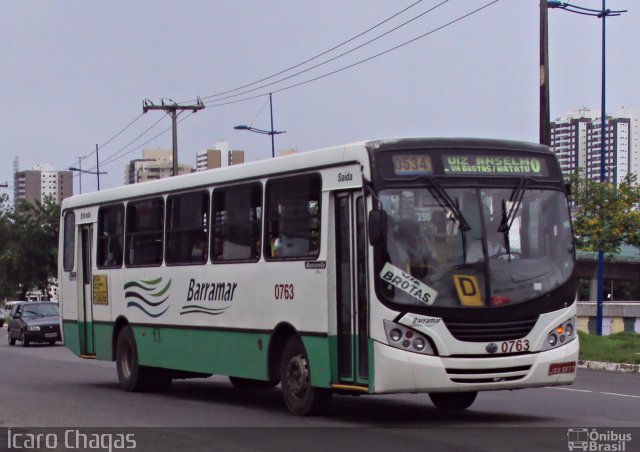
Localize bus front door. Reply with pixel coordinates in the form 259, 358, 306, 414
335, 193, 369, 388
79, 224, 95, 356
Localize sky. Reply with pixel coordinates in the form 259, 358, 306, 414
1, 0, 638, 195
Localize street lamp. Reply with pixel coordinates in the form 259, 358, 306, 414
548, 0, 627, 335
68, 167, 107, 192
234, 93, 286, 158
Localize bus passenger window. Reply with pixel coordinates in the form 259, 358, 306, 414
125, 198, 164, 267
266, 174, 321, 259
166, 191, 209, 265
97, 204, 124, 269
63, 211, 76, 272
211, 184, 262, 263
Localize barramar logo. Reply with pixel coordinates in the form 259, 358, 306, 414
180, 278, 236, 316
124, 277, 171, 318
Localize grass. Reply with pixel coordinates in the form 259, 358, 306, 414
578, 331, 640, 364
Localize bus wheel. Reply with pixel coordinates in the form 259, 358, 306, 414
115, 326, 171, 393
429, 392, 477, 411
229, 376, 278, 390
280, 337, 331, 416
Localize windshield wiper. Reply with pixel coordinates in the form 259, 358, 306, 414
498, 179, 528, 262
429, 179, 471, 231
498, 178, 528, 234
428, 179, 471, 262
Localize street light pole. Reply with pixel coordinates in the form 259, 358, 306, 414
234, 93, 286, 158
548, 0, 627, 335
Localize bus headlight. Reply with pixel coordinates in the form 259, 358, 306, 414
542, 316, 576, 351
383, 320, 436, 355
389, 329, 402, 342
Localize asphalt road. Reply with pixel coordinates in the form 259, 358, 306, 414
0, 329, 638, 451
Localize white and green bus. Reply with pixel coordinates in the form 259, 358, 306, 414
58, 138, 578, 415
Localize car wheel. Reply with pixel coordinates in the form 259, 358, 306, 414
8, 330, 15, 346
280, 336, 331, 416
115, 325, 171, 393
21, 331, 29, 347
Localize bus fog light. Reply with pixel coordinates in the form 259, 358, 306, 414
389, 329, 402, 342
547, 334, 557, 346
413, 338, 426, 351
559, 335, 565, 343
402, 340, 411, 348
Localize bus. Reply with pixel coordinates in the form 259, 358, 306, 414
58, 137, 578, 416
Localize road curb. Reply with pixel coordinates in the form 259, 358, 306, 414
578, 360, 640, 373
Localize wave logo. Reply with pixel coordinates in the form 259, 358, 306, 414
124, 277, 171, 318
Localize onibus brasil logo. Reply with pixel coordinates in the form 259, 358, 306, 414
124, 277, 171, 318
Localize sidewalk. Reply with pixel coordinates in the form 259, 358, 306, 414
578, 360, 640, 373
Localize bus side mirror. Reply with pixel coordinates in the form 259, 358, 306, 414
368, 210, 387, 247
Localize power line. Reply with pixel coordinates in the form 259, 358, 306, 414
200, 0, 450, 104
206, 0, 501, 108
187, 0, 427, 103
64, 112, 145, 173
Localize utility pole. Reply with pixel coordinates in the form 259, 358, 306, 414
540, 0, 551, 146
142, 98, 205, 176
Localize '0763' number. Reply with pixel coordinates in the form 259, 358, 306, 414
275, 284, 295, 300
500, 339, 530, 353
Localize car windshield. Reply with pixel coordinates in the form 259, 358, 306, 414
22, 304, 59, 318
377, 184, 574, 308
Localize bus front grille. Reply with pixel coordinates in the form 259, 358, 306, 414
444, 316, 538, 342
446, 365, 531, 384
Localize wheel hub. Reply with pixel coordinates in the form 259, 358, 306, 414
285, 353, 309, 399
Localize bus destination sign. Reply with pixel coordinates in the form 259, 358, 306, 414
442, 155, 547, 177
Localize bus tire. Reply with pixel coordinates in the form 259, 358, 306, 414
429, 391, 477, 411
280, 337, 331, 416
115, 326, 171, 393
229, 376, 278, 390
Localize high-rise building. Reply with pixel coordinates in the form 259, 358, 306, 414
14, 163, 73, 205
124, 148, 192, 184
550, 108, 634, 185
196, 141, 245, 171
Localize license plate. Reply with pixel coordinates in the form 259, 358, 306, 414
45, 332, 57, 338
548, 361, 576, 376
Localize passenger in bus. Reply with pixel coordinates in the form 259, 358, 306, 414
389, 218, 439, 279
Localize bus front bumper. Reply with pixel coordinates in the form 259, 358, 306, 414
372, 337, 579, 394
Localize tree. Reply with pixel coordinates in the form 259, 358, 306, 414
0, 196, 60, 300
569, 172, 640, 254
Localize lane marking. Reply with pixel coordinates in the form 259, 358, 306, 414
548, 387, 640, 399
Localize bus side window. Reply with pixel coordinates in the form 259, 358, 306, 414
166, 191, 209, 265
125, 198, 164, 267
266, 174, 321, 259
211, 183, 262, 263
62, 211, 75, 272
97, 204, 124, 269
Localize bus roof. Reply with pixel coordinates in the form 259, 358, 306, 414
61, 137, 552, 210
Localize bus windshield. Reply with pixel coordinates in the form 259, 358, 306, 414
377, 183, 574, 308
